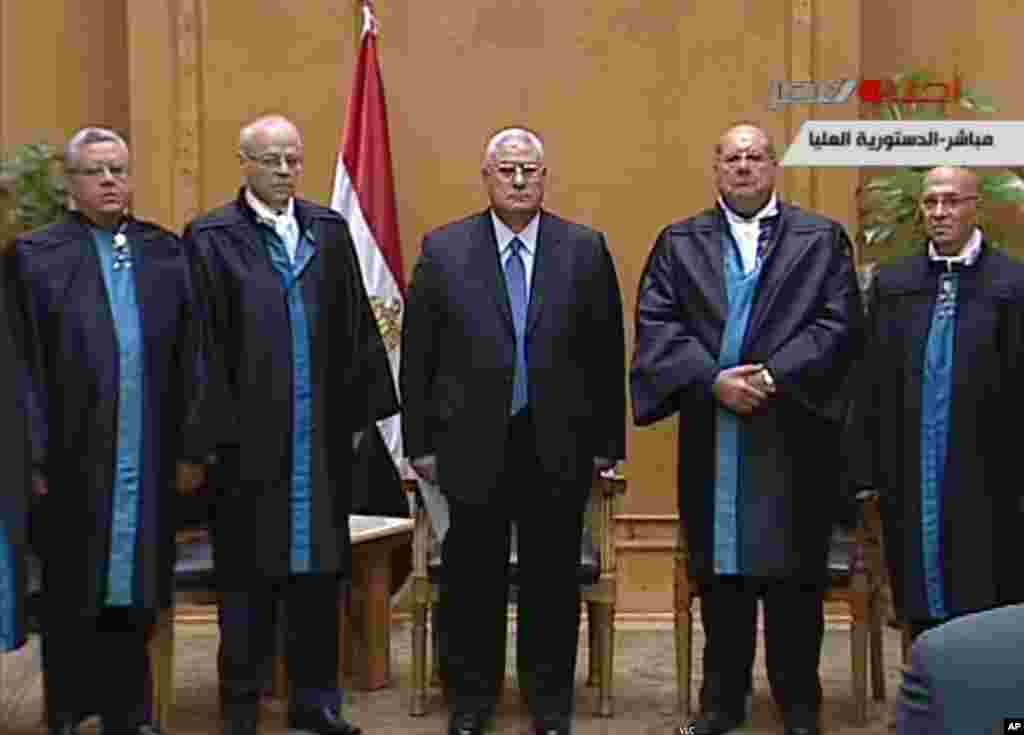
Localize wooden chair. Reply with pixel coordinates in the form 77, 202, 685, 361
673, 493, 887, 726
405, 471, 627, 718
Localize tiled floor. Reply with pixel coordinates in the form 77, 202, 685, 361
1, 617, 903, 734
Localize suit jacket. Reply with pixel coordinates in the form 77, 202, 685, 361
897, 603, 1024, 734
401, 209, 626, 505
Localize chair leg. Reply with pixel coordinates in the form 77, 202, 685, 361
586, 601, 599, 687
597, 603, 614, 717
850, 604, 868, 726
148, 606, 174, 730
410, 595, 428, 716
869, 593, 886, 701
901, 624, 912, 664
676, 599, 692, 719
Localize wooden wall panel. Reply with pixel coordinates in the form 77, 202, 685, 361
1, 0, 128, 153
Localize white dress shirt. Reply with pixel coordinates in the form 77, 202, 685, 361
718, 192, 779, 275
491, 209, 539, 292
245, 188, 299, 263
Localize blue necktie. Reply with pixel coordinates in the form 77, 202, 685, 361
505, 237, 528, 415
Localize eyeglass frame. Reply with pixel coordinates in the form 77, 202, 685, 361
65, 162, 130, 178
717, 151, 776, 169
488, 161, 546, 182
240, 150, 305, 171
920, 194, 980, 212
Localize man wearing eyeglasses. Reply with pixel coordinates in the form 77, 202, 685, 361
854, 166, 1024, 645
631, 123, 864, 735
6, 127, 208, 735
183, 115, 397, 735
401, 127, 625, 735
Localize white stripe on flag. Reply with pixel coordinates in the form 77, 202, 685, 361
331, 164, 405, 471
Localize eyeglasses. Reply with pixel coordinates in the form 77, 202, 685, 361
241, 151, 304, 171
491, 163, 544, 182
920, 194, 979, 212
67, 162, 129, 178
718, 152, 775, 169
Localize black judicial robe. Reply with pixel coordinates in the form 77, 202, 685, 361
7, 214, 205, 617
184, 192, 398, 582
1, 253, 31, 652
631, 203, 864, 580
857, 243, 1024, 621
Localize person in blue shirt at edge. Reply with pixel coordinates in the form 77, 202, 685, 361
853, 165, 1024, 643
7, 127, 209, 735
631, 122, 864, 735
183, 114, 399, 735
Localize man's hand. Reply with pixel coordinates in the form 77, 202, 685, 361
176, 461, 207, 495
746, 367, 777, 396
32, 471, 48, 497
411, 455, 437, 484
712, 364, 773, 415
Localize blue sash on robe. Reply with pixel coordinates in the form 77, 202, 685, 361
712, 221, 774, 575
262, 226, 318, 574
920, 271, 958, 619
92, 227, 145, 606
0, 517, 20, 651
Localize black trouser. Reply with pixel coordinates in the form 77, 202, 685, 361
41, 603, 153, 730
698, 575, 825, 723
218, 573, 342, 710
441, 408, 587, 723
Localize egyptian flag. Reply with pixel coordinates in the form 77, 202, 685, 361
331, 2, 408, 518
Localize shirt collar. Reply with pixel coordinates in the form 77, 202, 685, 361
928, 227, 982, 267
245, 187, 295, 227
491, 209, 540, 256
718, 192, 779, 225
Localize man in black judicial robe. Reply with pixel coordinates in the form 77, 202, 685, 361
184, 115, 398, 735
7, 128, 206, 735
1, 251, 31, 657
630, 123, 863, 735
401, 127, 626, 735
855, 166, 1024, 640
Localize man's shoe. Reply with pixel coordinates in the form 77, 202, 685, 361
48, 726, 78, 735
531, 716, 570, 735
448, 710, 485, 735
287, 705, 361, 735
104, 724, 163, 735
783, 724, 820, 735
684, 711, 744, 735
223, 708, 259, 735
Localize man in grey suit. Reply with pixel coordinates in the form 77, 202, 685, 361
897, 603, 1024, 734
401, 126, 626, 735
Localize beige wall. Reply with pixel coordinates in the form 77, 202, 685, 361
8, 0, 1019, 613
0, 0, 128, 152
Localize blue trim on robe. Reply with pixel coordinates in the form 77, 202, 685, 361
262, 226, 318, 574
92, 227, 145, 606
919, 271, 957, 620
712, 231, 768, 575
0, 518, 20, 651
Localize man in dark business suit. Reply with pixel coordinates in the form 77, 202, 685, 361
401, 127, 626, 735
897, 603, 1024, 734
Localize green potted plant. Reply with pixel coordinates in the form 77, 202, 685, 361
0, 142, 68, 247
856, 70, 1024, 272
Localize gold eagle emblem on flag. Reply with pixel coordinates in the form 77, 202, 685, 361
369, 296, 402, 352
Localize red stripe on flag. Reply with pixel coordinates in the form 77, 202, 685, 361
341, 29, 405, 293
